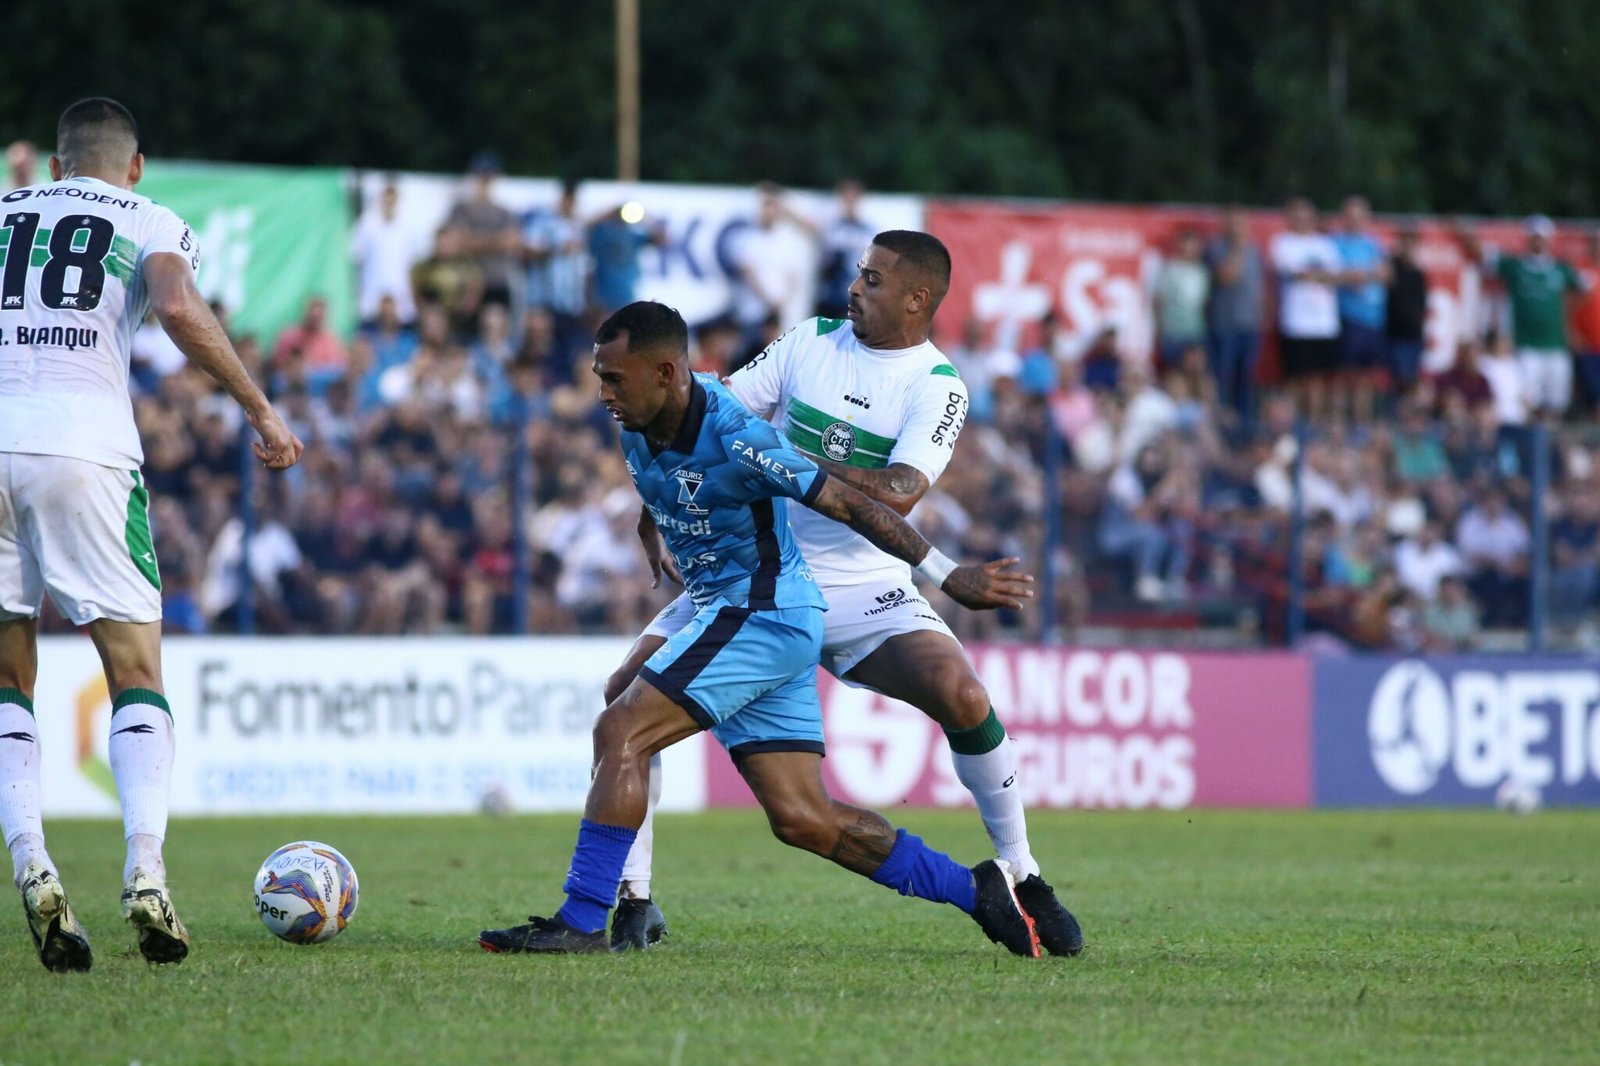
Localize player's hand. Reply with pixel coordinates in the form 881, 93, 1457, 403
941, 557, 1035, 611
250, 408, 305, 470
647, 542, 683, 589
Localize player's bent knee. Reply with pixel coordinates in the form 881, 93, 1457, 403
591, 704, 637, 759
931, 669, 991, 731
761, 800, 833, 854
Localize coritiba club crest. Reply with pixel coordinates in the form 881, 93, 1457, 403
821, 421, 856, 462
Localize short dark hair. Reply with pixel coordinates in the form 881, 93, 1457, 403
872, 230, 952, 314
57, 98, 139, 168
595, 301, 689, 357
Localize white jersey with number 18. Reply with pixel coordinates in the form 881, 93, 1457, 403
727, 316, 969, 586
0, 176, 199, 467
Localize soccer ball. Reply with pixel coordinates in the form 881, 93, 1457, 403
1493, 777, 1543, 816
253, 841, 359, 944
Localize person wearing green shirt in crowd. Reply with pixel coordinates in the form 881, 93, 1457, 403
1462, 215, 1586, 418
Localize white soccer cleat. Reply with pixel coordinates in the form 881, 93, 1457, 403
122, 867, 190, 964
19, 861, 93, 973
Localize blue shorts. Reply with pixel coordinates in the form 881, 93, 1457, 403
1341, 322, 1387, 369
638, 600, 826, 759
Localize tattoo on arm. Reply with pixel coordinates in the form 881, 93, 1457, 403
809, 479, 931, 566
815, 461, 929, 516
826, 810, 899, 876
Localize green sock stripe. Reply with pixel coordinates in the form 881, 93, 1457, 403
112, 688, 171, 718
944, 707, 1007, 756
0, 687, 33, 715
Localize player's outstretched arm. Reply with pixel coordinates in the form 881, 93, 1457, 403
806, 478, 1033, 611
144, 253, 304, 470
813, 460, 929, 517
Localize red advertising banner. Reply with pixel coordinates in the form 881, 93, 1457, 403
925, 200, 1589, 378
705, 647, 1312, 810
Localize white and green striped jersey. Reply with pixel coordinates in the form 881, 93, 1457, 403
728, 316, 969, 585
0, 176, 198, 467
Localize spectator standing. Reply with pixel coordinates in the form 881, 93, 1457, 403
588, 204, 661, 315
445, 152, 521, 313
523, 178, 589, 361
729, 185, 812, 349
1568, 230, 1600, 415
813, 179, 876, 319
1331, 196, 1390, 424
1464, 215, 1584, 419
5, 139, 38, 190
411, 225, 485, 338
1204, 205, 1265, 430
1269, 198, 1342, 422
1152, 228, 1209, 370
1385, 224, 1428, 397
350, 182, 421, 326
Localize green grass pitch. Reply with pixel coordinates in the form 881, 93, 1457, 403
2, 809, 1595, 1065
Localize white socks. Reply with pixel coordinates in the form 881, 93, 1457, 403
108, 690, 173, 883
0, 691, 53, 885
618, 752, 663, 900
947, 709, 1040, 881
2, 688, 174, 886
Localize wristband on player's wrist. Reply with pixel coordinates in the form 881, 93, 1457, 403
916, 547, 958, 588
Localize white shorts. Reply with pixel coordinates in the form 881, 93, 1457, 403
0, 453, 163, 625
645, 576, 956, 686
1518, 348, 1572, 413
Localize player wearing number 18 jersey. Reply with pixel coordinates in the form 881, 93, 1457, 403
0, 98, 303, 972
606, 231, 1083, 957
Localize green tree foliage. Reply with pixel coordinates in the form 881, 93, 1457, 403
3, 0, 1596, 214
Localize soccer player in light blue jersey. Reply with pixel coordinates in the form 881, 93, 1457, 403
478, 301, 1044, 957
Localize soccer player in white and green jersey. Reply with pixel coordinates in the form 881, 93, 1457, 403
604, 230, 1083, 956
0, 98, 304, 972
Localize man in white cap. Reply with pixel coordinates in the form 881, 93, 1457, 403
1463, 215, 1586, 418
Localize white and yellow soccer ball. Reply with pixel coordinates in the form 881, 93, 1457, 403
253, 841, 360, 944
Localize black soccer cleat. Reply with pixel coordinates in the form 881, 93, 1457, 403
1014, 874, 1084, 957
478, 914, 608, 955
609, 897, 668, 953
969, 860, 1040, 958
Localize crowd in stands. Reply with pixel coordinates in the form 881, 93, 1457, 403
10, 139, 1600, 649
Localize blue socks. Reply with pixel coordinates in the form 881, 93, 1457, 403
555, 819, 638, 934
868, 829, 978, 914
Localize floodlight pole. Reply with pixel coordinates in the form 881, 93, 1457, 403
616, 0, 640, 181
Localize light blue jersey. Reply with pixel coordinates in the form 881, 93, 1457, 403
624, 375, 832, 757
620, 375, 828, 613
1332, 231, 1386, 328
